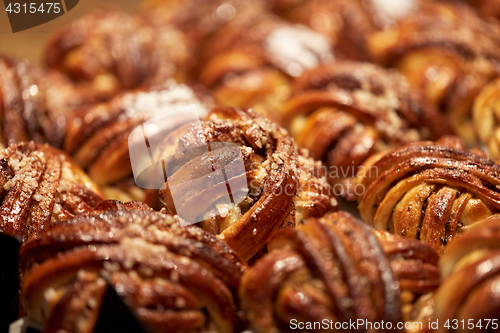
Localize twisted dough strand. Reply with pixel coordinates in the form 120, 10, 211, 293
368, 2, 500, 144
358, 137, 500, 254
280, 61, 452, 198
239, 211, 439, 333
20, 208, 248, 333
434, 214, 500, 332
44, 8, 193, 96
0, 142, 104, 241
157, 107, 336, 260
0, 56, 102, 148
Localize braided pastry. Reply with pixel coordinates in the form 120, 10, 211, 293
20, 208, 247, 333
63, 79, 212, 205
472, 77, 500, 161
357, 137, 500, 254
0, 56, 101, 149
239, 211, 440, 333
140, 0, 255, 46
270, 0, 423, 61
157, 107, 336, 260
44, 8, 193, 96
434, 214, 500, 331
0, 141, 104, 241
281, 61, 451, 197
198, 7, 334, 115
368, 2, 500, 144
460, 0, 500, 19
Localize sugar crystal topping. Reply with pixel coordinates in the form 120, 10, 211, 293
121, 80, 208, 121
3, 150, 44, 192
264, 25, 333, 77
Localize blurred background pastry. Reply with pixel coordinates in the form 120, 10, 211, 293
197, 3, 334, 118
44, 8, 194, 98
458, 0, 500, 20
368, 2, 500, 144
270, 0, 427, 61
0, 56, 104, 149
472, 77, 500, 161
2, 0, 500, 331
63, 79, 213, 205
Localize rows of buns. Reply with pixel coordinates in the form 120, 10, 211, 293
2, 0, 500, 332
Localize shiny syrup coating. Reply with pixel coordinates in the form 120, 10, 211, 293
0, 141, 104, 242
157, 107, 336, 261
239, 211, 439, 333
357, 137, 500, 254
20, 208, 248, 333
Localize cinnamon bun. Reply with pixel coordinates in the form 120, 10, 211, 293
239, 211, 440, 332
368, 2, 500, 144
20, 208, 247, 333
434, 214, 500, 331
271, 0, 423, 61
63, 80, 213, 206
198, 7, 334, 116
357, 137, 500, 254
472, 77, 500, 161
44, 8, 193, 97
157, 107, 336, 260
0, 56, 101, 148
0, 141, 104, 241
281, 61, 451, 198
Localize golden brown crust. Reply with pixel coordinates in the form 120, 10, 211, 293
44, 8, 192, 96
281, 61, 452, 197
0, 142, 104, 241
0, 56, 101, 148
20, 209, 248, 333
368, 2, 500, 144
455, 0, 500, 20
357, 138, 500, 254
63, 80, 213, 195
197, 5, 334, 114
273, 0, 434, 61
270, 0, 376, 61
141, 0, 259, 44
472, 77, 500, 161
239, 211, 439, 333
434, 214, 500, 331
157, 107, 336, 260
